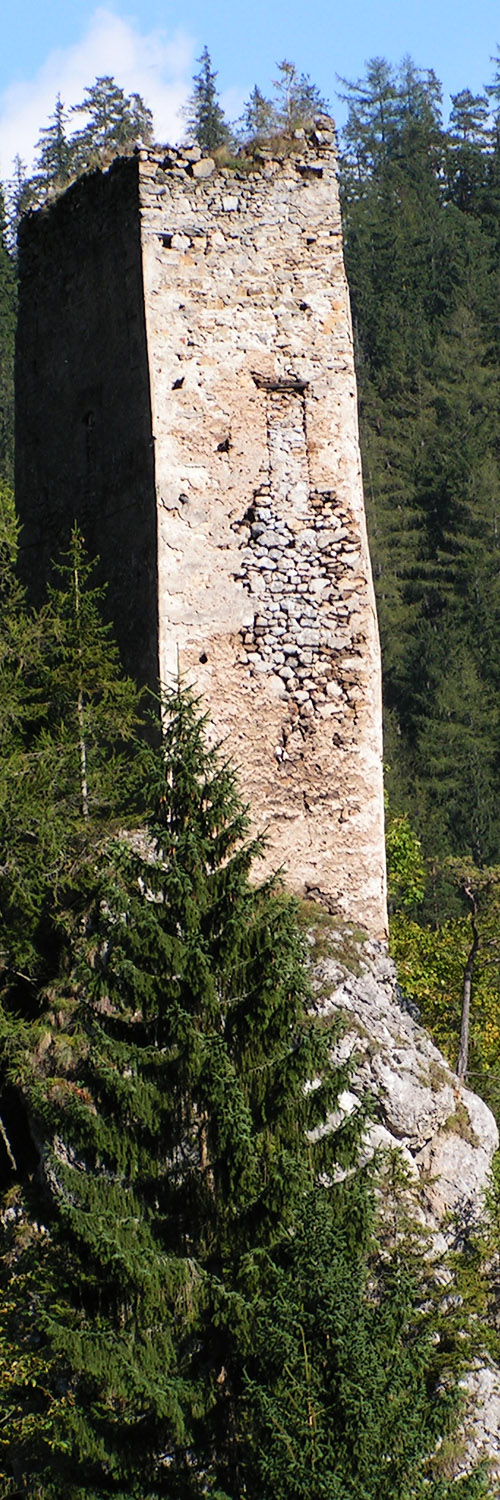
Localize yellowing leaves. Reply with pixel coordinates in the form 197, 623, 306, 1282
391, 911, 500, 1074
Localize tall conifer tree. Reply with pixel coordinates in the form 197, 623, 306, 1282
0, 525, 140, 991
185, 47, 231, 153
0, 686, 360, 1495
0, 194, 16, 482
70, 76, 153, 171
33, 96, 73, 192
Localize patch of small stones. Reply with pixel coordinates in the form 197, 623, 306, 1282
234, 493, 364, 719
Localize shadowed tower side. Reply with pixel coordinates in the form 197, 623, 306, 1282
16, 159, 159, 690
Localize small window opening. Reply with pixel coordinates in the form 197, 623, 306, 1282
251, 372, 309, 393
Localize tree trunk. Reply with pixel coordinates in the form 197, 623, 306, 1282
0, 1111, 17, 1171
457, 896, 479, 1082
74, 561, 89, 819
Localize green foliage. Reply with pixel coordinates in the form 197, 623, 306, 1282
242, 1165, 489, 1500
239, 60, 329, 143
3, 44, 500, 1496
386, 811, 426, 911
40, 525, 141, 820
33, 94, 73, 192
0, 681, 489, 1497
339, 53, 500, 869
0, 193, 16, 482
447, 89, 490, 211
0, 518, 141, 988
389, 842, 500, 1106
4, 154, 37, 250
239, 85, 277, 141
70, 76, 153, 172
0, 686, 359, 1495
271, 59, 329, 131
391, 913, 474, 1063
5, 76, 153, 226
184, 47, 232, 154
390, 909, 500, 1081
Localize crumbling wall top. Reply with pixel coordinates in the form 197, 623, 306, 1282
134, 114, 338, 186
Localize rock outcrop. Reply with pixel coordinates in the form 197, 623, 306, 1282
307, 919, 500, 1483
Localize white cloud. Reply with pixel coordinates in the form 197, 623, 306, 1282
0, 7, 196, 180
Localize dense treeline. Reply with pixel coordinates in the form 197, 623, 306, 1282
335, 53, 500, 1089
339, 55, 500, 871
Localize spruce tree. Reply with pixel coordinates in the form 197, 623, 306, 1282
0, 685, 360, 1496
5, 155, 37, 253
0, 485, 52, 984
240, 1179, 489, 1500
70, 76, 153, 171
338, 57, 399, 179
446, 89, 490, 212
40, 526, 140, 822
33, 95, 74, 194
0, 192, 16, 482
271, 60, 329, 132
240, 85, 277, 141
185, 47, 231, 154
0, 525, 141, 991
240, 65, 328, 146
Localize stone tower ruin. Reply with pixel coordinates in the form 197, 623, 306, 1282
15, 122, 387, 937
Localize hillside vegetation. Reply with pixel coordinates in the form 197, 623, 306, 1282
340, 56, 500, 870
333, 55, 500, 1097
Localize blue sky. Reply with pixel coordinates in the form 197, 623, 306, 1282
1, 0, 500, 178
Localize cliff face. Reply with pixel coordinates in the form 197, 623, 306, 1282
308, 920, 500, 1481
315, 938, 498, 1232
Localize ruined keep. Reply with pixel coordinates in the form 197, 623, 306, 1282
15, 121, 387, 937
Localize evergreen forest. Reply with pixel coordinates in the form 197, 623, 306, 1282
2, 47, 500, 1499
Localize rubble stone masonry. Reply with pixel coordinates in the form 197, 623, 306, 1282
16, 121, 387, 936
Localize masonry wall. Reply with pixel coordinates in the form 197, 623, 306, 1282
15, 128, 387, 937
16, 158, 159, 688
139, 129, 387, 936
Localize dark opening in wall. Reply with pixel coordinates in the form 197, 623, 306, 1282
251, 372, 309, 394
